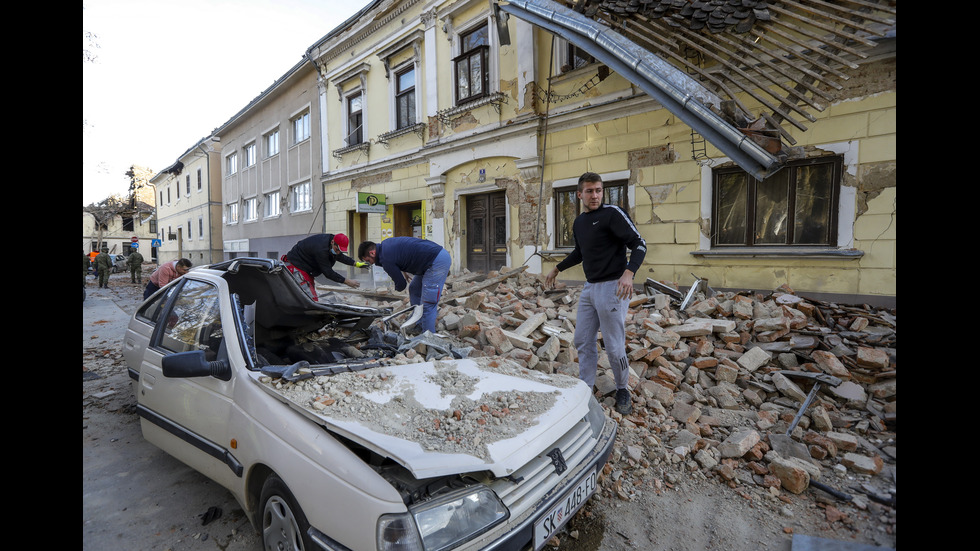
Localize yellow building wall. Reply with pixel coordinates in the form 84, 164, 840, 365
540, 91, 896, 301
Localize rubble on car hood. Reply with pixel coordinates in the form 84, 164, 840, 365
250, 356, 589, 478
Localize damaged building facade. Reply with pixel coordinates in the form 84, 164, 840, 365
207, 0, 895, 306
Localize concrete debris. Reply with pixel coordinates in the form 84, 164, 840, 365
336, 268, 896, 527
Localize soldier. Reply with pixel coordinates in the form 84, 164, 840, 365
94, 248, 112, 288
127, 249, 145, 284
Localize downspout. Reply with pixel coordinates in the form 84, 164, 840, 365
197, 141, 214, 263
304, 48, 328, 236
496, 0, 783, 179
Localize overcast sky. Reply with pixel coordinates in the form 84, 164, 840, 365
82, 0, 367, 205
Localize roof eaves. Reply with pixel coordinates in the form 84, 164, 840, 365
212, 56, 312, 137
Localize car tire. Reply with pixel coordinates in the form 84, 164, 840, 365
260, 474, 315, 551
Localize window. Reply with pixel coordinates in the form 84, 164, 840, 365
454, 24, 489, 105
290, 182, 311, 212
346, 92, 363, 145
564, 44, 595, 73
185, 175, 191, 195
198, 216, 204, 238
244, 143, 256, 167
226, 152, 238, 175
293, 112, 310, 144
266, 129, 280, 157
395, 66, 416, 129
167, 187, 171, 204
554, 180, 628, 248
187, 219, 192, 240
227, 202, 239, 224
197, 168, 202, 191
158, 280, 223, 360
711, 156, 841, 247
244, 197, 258, 221
265, 191, 281, 218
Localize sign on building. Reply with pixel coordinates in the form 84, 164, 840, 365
356, 192, 387, 214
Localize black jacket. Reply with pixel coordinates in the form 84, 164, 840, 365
285, 234, 355, 284
556, 204, 646, 283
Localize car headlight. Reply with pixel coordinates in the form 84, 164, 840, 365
377, 513, 423, 551
377, 487, 508, 551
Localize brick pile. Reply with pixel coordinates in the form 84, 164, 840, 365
332, 267, 896, 522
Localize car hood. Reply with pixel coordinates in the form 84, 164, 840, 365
250, 357, 591, 479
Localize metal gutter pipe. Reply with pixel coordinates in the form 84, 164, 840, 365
496, 0, 783, 179
197, 140, 215, 264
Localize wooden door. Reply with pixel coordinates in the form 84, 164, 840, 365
465, 192, 507, 273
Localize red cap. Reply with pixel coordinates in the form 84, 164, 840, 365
333, 233, 349, 252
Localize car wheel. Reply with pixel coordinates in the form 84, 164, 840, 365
260, 474, 314, 551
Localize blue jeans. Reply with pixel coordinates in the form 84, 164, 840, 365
408, 249, 451, 333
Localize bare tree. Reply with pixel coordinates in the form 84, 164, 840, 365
84, 195, 129, 252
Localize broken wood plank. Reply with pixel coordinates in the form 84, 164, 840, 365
443, 265, 528, 301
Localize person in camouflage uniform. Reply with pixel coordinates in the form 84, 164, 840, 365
94, 248, 112, 288
127, 250, 145, 284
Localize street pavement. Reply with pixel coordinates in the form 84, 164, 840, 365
82, 271, 262, 551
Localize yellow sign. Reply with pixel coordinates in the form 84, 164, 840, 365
380, 205, 394, 240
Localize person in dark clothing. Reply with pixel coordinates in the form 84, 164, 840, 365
282, 233, 366, 301
357, 237, 451, 334
127, 250, 145, 284
94, 248, 112, 288
545, 172, 647, 414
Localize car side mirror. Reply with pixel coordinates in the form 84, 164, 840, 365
162, 350, 232, 381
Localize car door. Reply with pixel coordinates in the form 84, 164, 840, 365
136, 277, 243, 489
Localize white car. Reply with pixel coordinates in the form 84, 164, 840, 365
123, 257, 617, 551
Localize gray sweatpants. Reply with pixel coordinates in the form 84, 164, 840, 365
574, 279, 630, 390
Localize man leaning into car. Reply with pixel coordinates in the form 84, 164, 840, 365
143, 258, 192, 299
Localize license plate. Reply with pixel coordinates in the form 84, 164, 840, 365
532, 469, 597, 549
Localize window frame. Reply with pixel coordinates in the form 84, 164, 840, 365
292, 111, 310, 144
454, 23, 491, 106
226, 202, 239, 224
264, 190, 281, 218
266, 129, 280, 157
290, 181, 312, 213
226, 152, 238, 175
552, 178, 629, 249
243, 197, 258, 222
394, 64, 417, 130
345, 91, 364, 146
244, 143, 256, 168
710, 156, 843, 248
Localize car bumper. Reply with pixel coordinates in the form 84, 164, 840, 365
308, 414, 617, 551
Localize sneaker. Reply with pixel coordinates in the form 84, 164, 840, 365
614, 388, 632, 415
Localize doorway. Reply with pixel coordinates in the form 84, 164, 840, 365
465, 191, 507, 273
394, 202, 423, 238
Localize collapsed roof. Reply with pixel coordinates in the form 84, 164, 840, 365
495, 0, 896, 179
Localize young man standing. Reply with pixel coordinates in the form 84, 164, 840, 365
545, 172, 647, 415
282, 233, 367, 301
357, 236, 451, 334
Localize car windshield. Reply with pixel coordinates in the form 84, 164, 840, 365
139, 259, 471, 374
